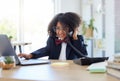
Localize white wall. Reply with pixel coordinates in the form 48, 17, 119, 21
105, 0, 115, 57
54, 0, 81, 16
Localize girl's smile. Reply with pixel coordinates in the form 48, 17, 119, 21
56, 22, 68, 40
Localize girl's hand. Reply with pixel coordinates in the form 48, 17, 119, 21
18, 53, 33, 59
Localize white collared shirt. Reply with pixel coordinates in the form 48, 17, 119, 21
59, 42, 67, 61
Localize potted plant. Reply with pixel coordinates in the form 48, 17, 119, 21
2, 56, 16, 69
82, 18, 98, 38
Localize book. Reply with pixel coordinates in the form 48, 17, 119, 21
114, 59, 120, 63
113, 54, 120, 63
114, 54, 120, 59
107, 61, 120, 69
107, 67, 120, 79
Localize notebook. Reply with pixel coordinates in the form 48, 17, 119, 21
86, 61, 107, 73
0, 34, 50, 66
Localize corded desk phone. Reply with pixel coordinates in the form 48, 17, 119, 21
73, 57, 109, 65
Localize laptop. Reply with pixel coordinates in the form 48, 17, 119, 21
0, 34, 50, 66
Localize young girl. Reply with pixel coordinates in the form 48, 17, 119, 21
18, 12, 88, 60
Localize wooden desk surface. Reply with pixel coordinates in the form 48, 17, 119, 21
0, 60, 119, 81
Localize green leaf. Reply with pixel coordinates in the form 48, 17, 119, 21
4, 56, 14, 64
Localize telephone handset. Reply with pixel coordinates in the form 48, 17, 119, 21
68, 31, 73, 37
68, 27, 74, 37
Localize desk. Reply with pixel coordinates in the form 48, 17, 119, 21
12, 41, 32, 53
0, 60, 119, 81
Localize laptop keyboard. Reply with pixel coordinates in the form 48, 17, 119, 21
18, 57, 50, 65
20, 59, 44, 64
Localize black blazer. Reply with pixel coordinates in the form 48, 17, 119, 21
31, 35, 88, 60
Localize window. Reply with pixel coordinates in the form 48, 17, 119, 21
21, 0, 54, 52
0, 0, 19, 41
0, 0, 54, 53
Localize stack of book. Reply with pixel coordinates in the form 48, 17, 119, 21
106, 54, 120, 79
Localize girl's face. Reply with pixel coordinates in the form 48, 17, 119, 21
55, 22, 68, 40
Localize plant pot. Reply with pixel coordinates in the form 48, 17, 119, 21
2, 63, 15, 69
85, 28, 93, 38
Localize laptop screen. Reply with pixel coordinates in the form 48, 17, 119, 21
0, 34, 20, 64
